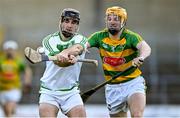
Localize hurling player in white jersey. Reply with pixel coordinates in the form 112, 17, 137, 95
39, 8, 87, 117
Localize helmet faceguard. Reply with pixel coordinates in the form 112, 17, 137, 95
105, 6, 127, 35
60, 8, 80, 38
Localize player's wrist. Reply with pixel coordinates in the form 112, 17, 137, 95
138, 56, 144, 62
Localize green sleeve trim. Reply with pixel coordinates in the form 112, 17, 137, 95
79, 36, 87, 50
80, 36, 87, 45
42, 34, 55, 54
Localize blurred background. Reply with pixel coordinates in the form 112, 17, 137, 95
0, 0, 180, 115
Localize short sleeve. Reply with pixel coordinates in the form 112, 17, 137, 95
42, 34, 53, 55
88, 32, 99, 48
72, 34, 88, 50
42, 34, 59, 56
131, 33, 143, 48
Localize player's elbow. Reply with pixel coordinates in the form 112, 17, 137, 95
146, 43, 151, 57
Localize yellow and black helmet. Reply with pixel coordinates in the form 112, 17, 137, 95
106, 6, 127, 23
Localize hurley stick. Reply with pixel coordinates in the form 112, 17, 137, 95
24, 47, 98, 66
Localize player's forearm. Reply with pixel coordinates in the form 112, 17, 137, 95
137, 41, 151, 59
55, 44, 84, 63
61, 44, 84, 56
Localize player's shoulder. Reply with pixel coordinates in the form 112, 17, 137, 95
44, 31, 59, 39
124, 29, 138, 35
73, 33, 87, 40
89, 29, 109, 39
42, 31, 59, 43
123, 29, 142, 39
93, 29, 108, 35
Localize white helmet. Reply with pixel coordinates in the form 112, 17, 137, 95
3, 40, 18, 50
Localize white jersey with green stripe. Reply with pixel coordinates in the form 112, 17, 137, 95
40, 31, 87, 93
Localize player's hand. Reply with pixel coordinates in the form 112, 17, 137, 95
132, 56, 144, 67
53, 55, 77, 67
56, 51, 69, 62
68, 55, 77, 64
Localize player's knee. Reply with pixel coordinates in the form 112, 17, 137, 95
39, 106, 47, 116
67, 105, 86, 117
39, 105, 57, 117
39, 105, 51, 117
131, 110, 143, 117
39, 105, 45, 112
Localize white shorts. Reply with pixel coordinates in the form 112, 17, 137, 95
105, 76, 146, 114
39, 87, 84, 114
0, 89, 22, 105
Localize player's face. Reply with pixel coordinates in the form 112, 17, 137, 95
59, 17, 79, 38
106, 14, 122, 35
106, 14, 121, 30
5, 49, 16, 58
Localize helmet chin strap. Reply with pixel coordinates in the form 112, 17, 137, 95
62, 30, 73, 38
60, 23, 79, 38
